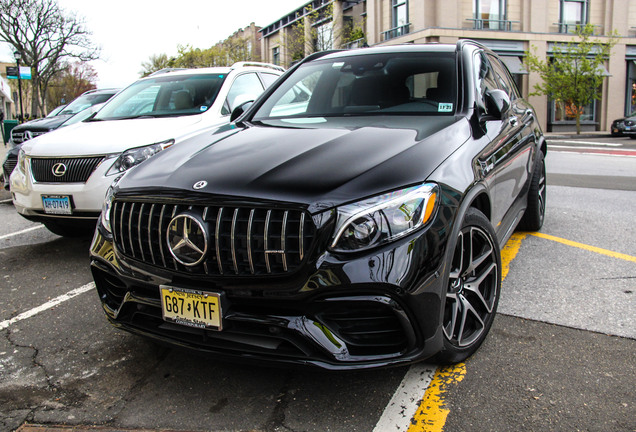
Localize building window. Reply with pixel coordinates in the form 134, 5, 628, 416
627, 61, 636, 115
472, 0, 507, 30
272, 47, 280, 66
382, 0, 409, 40
559, 0, 588, 33
315, 22, 333, 51
393, 0, 408, 29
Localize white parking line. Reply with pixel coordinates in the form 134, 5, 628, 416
549, 140, 622, 147
0, 198, 12, 204
0, 282, 95, 331
373, 363, 437, 431
0, 225, 44, 240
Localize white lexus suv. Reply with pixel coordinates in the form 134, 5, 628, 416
11, 62, 283, 236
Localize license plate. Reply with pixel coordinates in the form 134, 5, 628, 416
625, 126, 631, 131
42, 195, 72, 215
160, 286, 222, 330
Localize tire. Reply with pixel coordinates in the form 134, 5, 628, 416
517, 152, 546, 231
435, 207, 501, 364
42, 220, 96, 237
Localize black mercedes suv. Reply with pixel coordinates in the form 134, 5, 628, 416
90, 41, 546, 369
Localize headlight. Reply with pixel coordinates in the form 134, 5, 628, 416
100, 175, 123, 233
330, 183, 438, 252
106, 139, 174, 176
17, 149, 29, 174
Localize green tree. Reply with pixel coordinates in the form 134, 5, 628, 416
0, 0, 100, 117
140, 53, 172, 77
524, 24, 617, 134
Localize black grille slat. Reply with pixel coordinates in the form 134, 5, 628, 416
2, 158, 17, 180
111, 200, 314, 277
31, 157, 104, 183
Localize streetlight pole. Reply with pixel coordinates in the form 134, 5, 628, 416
13, 50, 24, 123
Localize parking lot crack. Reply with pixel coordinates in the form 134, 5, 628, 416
4, 328, 56, 392
261, 371, 294, 432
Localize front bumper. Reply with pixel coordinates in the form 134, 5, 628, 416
89, 217, 450, 370
11, 155, 117, 222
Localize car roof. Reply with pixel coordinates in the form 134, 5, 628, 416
143, 62, 284, 80
314, 43, 458, 62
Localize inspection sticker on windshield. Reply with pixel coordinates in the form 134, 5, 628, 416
438, 103, 453, 113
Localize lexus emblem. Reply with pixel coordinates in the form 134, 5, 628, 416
51, 162, 67, 177
167, 214, 208, 266
193, 180, 207, 190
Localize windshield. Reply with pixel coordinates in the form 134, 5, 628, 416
61, 92, 115, 115
93, 74, 226, 120
59, 103, 105, 128
253, 52, 457, 122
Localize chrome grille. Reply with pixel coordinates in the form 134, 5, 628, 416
11, 130, 48, 144
31, 157, 104, 183
111, 200, 315, 276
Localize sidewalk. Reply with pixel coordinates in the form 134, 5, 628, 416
544, 131, 613, 139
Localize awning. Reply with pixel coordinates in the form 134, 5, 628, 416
500, 56, 528, 75
0, 75, 14, 103
596, 64, 611, 77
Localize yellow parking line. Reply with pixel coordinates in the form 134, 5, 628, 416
529, 232, 636, 263
407, 364, 467, 432
407, 232, 528, 431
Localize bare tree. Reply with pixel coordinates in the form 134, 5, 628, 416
46, 61, 98, 111
0, 0, 100, 117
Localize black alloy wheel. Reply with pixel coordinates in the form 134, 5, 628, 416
436, 208, 501, 364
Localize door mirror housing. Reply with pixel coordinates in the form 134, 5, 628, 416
484, 89, 510, 120
230, 100, 254, 122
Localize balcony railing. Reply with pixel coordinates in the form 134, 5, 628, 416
467, 18, 519, 31
554, 22, 603, 34
344, 37, 367, 50
381, 23, 411, 41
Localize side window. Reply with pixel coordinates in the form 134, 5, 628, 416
474, 51, 498, 102
222, 73, 264, 115
259, 73, 280, 88
488, 54, 519, 99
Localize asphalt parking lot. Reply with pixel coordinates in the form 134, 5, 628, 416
1, 134, 634, 432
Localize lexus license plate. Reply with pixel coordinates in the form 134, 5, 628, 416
160, 286, 222, 330
42, 195, 72, 215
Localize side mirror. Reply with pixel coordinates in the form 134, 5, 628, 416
230, 100, 254, 122
484, 89, 510, 120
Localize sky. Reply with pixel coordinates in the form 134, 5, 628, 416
0, 0, 304, 89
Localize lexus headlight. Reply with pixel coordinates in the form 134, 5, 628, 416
106, 139, 174, 176
330, 184, 438, 252
17, 149, 29, 174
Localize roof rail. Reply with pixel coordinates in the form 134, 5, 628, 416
230, 61, 285, 72
148, 67, 188, 77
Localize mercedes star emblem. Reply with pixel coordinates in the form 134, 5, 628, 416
51, 162, 68, 177
193, 180, 207, 190
167, 214, 208, 266
24, 130, 33, 140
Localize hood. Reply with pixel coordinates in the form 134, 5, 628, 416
119, 116, 472, 212
13, 114, 74, 132
22, 115, 208, 157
